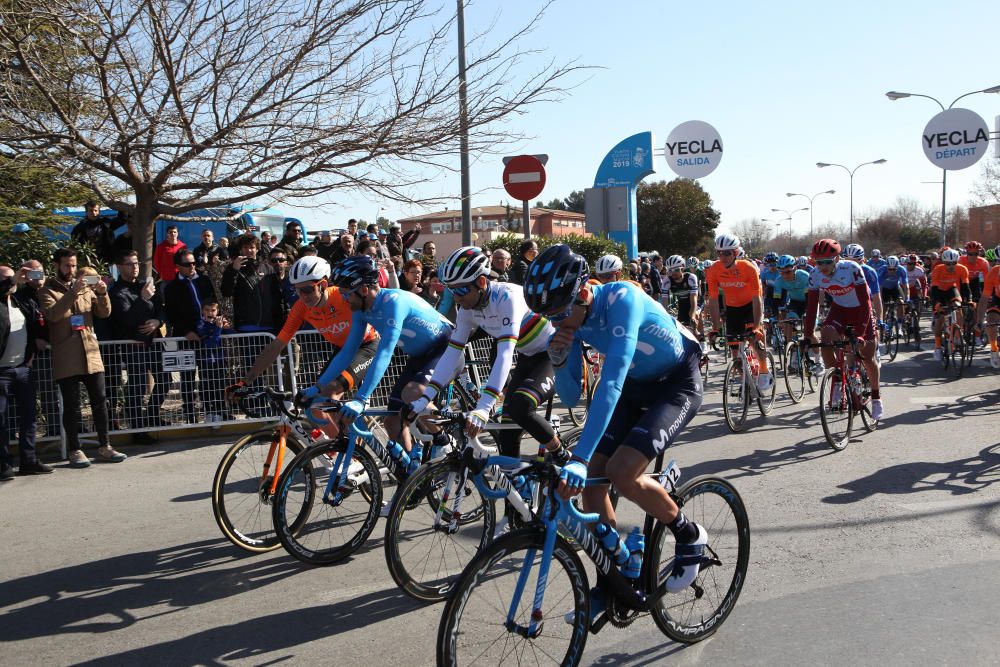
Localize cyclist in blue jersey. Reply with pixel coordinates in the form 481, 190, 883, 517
868, 249, 887, 271
304, 256, 457, 467
774, 254, 820, 371
760, 252, 782, 318
876, 256, 908, 325
523, 244, 707, 612
843, 244, 883, 322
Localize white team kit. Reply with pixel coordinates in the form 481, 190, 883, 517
808, 260, 868, 309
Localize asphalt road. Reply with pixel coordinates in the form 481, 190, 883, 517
2, 341, 999, 666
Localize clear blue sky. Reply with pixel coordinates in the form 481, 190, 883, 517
285, 0, 1000, 240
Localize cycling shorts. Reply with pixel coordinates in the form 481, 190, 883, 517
988, 296, 1000, 315
784, 299, 806, 319
908, 284, 923, 301
595, 337, 702, 461
970, 279, 983, 301
881, 285, 905, 305
674, 297, 696, 326
495, 349, 557, 457
823, 304, 875, 341
323, 338, 378, 393
724, 302, 755, 337
932, 287, 961, 310
387, 334, 453, 410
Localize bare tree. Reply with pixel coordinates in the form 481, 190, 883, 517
971, 158, 1000, 206
730, 218, 774, 257
0, 0, 580, 271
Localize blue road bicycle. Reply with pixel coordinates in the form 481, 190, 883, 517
437, 458, 750, 666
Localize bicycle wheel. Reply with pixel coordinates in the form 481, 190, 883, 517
437, 528, 589, 667
757, 350, 776, 415
948, 328, 965, 379
567, 356, 594, 427
857, 369, 879, 433
385, 455, 495, 602
886, 319, 900, 362
722, 360, 750, 432
272, 442, 382, 565
819, 368, 852, 451
699, 352, 710, 387
783, 342, 805, 404
649, 476, 750, 643
212, 429, 309, 553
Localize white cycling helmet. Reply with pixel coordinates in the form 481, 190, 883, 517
886, 255, 900, 268
665, 255, 686, 271
702, 259, 714, 269
843, 243, 865, 261
941, 248, 960, 263
288, 256, 330, 284
797, 255, 810, 267
714, 233, 740, 252
686, 256, 698, 269
439, 246, 491, 286
871, 248, 882, 258
595, 254, 623, 275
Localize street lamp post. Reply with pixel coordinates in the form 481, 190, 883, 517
786, 190, 835, 236
885, 85, 1000, 247
770, 207, 809, 238
816, 160, 887, 243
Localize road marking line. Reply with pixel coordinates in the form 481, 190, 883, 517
895, 496, 1000, 512
908, 396, 960, 404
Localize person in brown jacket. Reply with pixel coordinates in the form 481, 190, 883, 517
38, 248, 126, 467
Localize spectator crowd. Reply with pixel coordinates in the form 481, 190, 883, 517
1, 205, 543, 481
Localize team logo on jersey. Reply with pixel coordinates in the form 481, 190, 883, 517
606, 286, 628, 305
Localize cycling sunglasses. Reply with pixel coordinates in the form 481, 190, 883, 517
815, 258, 836, 266
450, 283, 476, 297
545, 303, 575, 324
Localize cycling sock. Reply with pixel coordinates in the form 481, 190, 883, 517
934, 336, 942, 347
991, 340, 999, 352
871, 390, 880, 399
667, 512, 698, 543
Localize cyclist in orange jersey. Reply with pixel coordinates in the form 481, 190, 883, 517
929, 248, 970, 362
959, 241, 990, 302
705, 233, 771, 392
975, 244, 1000, 368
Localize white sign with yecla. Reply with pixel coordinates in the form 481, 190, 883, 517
922, 108, 990, 171
664, 120, 723, 178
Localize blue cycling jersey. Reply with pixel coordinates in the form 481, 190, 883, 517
868, 258, 887, 271
860, 263, 880, 296
555, 281, 696, 463
876, 265, 908, 291
773, 269, 810, 303
319, 288, 452, 404
760, 266, 780, 302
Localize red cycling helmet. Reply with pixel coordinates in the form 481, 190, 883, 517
965, 240, 983, 254
810, 238, 841, 260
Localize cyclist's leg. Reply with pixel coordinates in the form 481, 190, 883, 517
493, 350, 557, 458
724, 303, 753, 366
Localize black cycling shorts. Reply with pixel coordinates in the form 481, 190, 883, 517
880, 286, 904, 305
387, 334, 453, 410
323, 338, 378, 394
725, 302, 755, 337
674, 297, 696, 326
785, 299, 806, 319
932, 287, 961, 310
495, 350, 556, 457
595, 337, 703, 461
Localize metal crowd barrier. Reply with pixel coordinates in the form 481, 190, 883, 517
6, 330, 515, 459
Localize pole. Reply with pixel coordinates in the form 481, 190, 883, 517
849, 173, 854, 243
940, 168, 947, 247
457, 0, 472, 246
809, 206, 814, 237
522, 200, 531, 240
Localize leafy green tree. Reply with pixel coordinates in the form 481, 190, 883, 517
636, 179, 720, 256
543, 198, 565, 210
563, 190, 585, 214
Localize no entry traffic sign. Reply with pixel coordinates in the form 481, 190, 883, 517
503, 155, 546, 201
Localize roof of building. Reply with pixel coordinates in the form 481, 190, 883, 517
397, 206, 585, 223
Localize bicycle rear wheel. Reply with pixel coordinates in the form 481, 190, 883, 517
384, 456, 495, 602
273, 442, 382, 565
757, 350, 776, 415
783, 342, 805, 404
722, 360, 750, 432
649, 476, 750, 643
886, 319, 900, 362
437, 528, 589, 667
819, 368, 852, 451
948, 328, 965, 379
212, 430, 309, 553
857, 369, 879, 433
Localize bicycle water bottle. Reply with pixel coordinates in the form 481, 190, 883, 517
512, 475, 534, 505
849, 369, 862, 399
387, 440, 411, 470
406, 442, 424, 474
623, 527, 645, 579
594, 522, 630, 567
459, 368, 477, 394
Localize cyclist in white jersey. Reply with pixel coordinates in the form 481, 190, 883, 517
407, 247, 563, 462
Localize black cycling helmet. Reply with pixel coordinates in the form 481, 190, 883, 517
523, 244, 589, 315
332, 255, 380, 290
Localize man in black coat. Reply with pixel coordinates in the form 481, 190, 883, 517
109, 250, 169, 435
71, 201, 124, 266
164, 250, 217, 423
192, 229, 229, 274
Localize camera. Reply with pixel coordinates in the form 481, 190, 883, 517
83, 275, 101, 286
28, 270, 44, 280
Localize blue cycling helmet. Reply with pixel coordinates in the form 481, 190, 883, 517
776, 254, 796, 270
763, 251, 779, 264
843, 243, 865, 261
797, 255, 810, 268
12, 223, 30, 233
332, 256, 379, 289
523, 244, 589, 315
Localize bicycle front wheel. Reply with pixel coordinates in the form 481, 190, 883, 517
783, 342, 805, 404
857, 370, 879, 433
722, 360, 750, 432
819, 368, 852, 451
212, 430, 309, 553
757, 350, 776, 416
567, 357, 595, 427
385, 456, 495, 602
273, 442, 383, 566
649, 476, 750, 643
948, 328, 965, 379
887, 319, 900, 362
437, 528, 590, 667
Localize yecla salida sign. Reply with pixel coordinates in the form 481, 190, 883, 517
664, 120, 723, 178
922, 108, 990, 171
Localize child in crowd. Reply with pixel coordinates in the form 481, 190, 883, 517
196, 302, 230, 423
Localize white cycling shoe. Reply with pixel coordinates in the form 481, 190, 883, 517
870, 399, 884, 421
933, 348, 943, 362
757, 373, 774, 393
666, 523, 709, 593
991, 351, 1000, 369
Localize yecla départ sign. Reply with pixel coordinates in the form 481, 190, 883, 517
922, 108, 990, 171
664, 120, 723, 178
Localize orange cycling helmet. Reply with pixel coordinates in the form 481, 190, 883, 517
810, 238, 841, 259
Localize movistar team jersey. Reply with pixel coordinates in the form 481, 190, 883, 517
759, 266, 780, 300
555, 281, 697, 463
773, 269, 810, 303
319, 289, 452, 403
876, 265, 908, 291
868, 258, 887, 271
423, 280, 552, 416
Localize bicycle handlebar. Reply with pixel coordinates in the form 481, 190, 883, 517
231, 386, 298, 420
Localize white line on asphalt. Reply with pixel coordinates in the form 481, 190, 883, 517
908, 396, 961, 404
895, 496, 1000, 512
